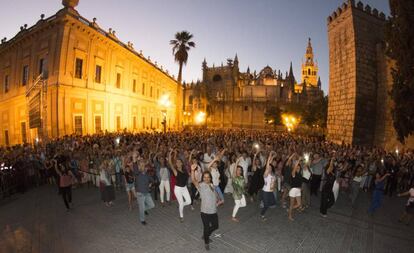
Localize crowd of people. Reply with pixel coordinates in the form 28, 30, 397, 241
1, 130, 414, 250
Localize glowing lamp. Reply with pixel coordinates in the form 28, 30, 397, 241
195, 111, 206, 124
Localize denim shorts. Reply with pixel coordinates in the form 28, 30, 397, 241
125, 183, 135, 192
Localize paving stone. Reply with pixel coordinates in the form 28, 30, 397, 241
0, 186, 413, 253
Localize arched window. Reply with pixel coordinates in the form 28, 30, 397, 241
213, 74, 222, 82
308, 69, 311, 75
188, 95, 193, 104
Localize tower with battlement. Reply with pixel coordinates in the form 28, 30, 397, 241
327, 0, 386, 146
327, 0, 414, 148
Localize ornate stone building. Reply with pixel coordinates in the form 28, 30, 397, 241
183, 39, 323, 128
327, 0, 413, 148
0, 0, 182, 146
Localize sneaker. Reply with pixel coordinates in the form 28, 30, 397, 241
191, 205, 195, 211
141, 221, 147, 225
180, 217, 184, 223
320, 214, 327, 218
231, 217, 240, 222
261, 215, 267, 221
145, 211, 149, 215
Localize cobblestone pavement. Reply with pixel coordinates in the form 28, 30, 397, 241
0, 185, 413, 253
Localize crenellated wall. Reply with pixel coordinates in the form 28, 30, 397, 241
327, 0, 414, 149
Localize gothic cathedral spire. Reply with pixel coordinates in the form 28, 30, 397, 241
301, 37, 318, 87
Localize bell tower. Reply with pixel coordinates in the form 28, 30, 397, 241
301, 38, 318, 87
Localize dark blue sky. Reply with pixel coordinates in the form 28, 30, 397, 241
0, 0, 390, 93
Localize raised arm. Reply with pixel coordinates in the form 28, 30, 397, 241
376, 172, 389, 183
252, 151, 259, 172
168, 149, 177, 176
189, 149, 196, 164
291, 160, 300, 177
264, 151, 275, 177
327, 158, 335, 174
397, 190, 411, 197
191, 165, 200, 190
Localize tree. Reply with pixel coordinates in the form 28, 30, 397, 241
170, 31, 196, 83
385, 0, 414, 143
264, 106, 282, 126
302, 96, 328, 128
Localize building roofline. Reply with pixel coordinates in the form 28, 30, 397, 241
0, 7, 178, 84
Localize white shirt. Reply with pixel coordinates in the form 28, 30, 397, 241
263, 173, 276, 192
203, 152, 215, 170
353, 176, 363, 183
211, 167, 220, 186
302, 169, 311, 180
238, 157, 249, 183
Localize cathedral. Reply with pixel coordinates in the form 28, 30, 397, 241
183, 38, 323, 129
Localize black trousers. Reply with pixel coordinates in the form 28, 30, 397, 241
190, 183, 199, 205
201, 212, 219, 244
310, 175, 322, 196
384, 177, 397, 197
320, 190, 334, 215
61, 186, 72, 209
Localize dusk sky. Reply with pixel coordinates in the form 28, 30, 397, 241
0, 0, 390, 93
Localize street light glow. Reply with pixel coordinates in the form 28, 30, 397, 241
158, 94, 172, 108
195, 111, 206, 124
282, 114, 299, 132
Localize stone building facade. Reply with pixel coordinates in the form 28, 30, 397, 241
183, 39, 323, 129
327, 0, 413, 149
0, 1, 182, 146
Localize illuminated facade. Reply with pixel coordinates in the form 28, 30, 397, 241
0, 0, 182, 146
183, 40, 323, 129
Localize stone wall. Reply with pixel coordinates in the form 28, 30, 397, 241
327, 0, 414, 149
327, 1, 358, 145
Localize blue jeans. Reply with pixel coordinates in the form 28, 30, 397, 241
136, 192, 155, 221
215, 186, 224, 202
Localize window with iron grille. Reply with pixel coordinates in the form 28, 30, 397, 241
4, 75, 9, 93
75, 58, 83, 79
21, 122, 27, 143
4, 130, 9, 146
116, 73, 121, 88
74, 116, 83, 135
22, 65, 29, 86
116, 116, 121, 131
133, 116, 137, 130
95, 65, 102, 83
39, 58, 44, 75
95, 115, 102, 133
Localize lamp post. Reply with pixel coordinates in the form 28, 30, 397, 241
159, 94, 171, 134
161, 110, 167, 133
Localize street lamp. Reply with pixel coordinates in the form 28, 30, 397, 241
159, 94, 171, 133
195, 111, 206, 125
282, 114, 299, 132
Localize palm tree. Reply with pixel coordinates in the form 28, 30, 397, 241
170, 31, 195, 83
